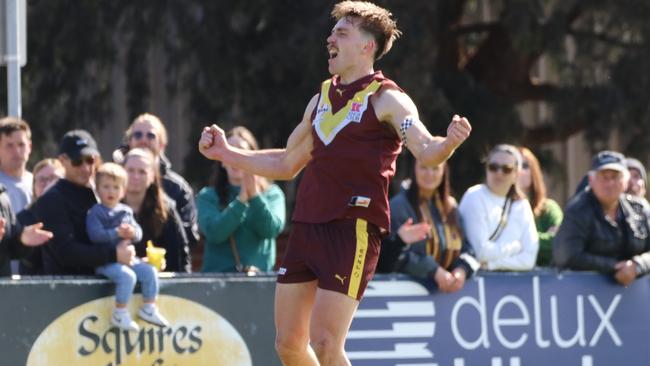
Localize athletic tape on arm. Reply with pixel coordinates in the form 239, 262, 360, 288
400, 117, 415, 146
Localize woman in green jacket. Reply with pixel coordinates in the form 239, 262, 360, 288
197, 126, 286, 272
518, 147, 563, 267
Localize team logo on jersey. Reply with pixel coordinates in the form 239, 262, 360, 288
313, 80, 381, 146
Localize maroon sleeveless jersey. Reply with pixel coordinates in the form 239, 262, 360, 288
291, 71, 402, 231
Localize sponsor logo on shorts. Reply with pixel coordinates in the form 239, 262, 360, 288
335, 274, 347, 286
348, 196, 371, 208
278, 267, 287, 275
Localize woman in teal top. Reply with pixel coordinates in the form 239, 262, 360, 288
197, 126, 286, 272
518, 147, 563, 267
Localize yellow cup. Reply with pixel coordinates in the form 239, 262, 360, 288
146, 241, 166, 271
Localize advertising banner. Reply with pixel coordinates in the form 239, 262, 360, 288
0, 275, 279, 366
349, 271, 650, 366
1, 271, 648, 365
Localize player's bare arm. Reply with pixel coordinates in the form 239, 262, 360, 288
373, 88, 471, 165
199, 94, 317, 180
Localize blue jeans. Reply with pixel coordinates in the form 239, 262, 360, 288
96, 261, 159, 304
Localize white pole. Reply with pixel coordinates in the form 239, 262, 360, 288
5, 0, 21, 117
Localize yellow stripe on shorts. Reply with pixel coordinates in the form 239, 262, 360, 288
348, 219, 368, 299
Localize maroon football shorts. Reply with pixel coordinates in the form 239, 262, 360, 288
277, 218, 381, 301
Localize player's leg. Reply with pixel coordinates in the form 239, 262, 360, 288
275, 222, 321, 365
274, 280, 319, 366
310, 288, 359, 365
308, 218, 381, 365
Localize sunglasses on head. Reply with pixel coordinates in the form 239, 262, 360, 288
131, 131, 157, 141
487, 162, 515, 174
71, 155, 96, 167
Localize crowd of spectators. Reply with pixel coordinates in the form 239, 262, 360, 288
378, 144, 650, 289
0, 114, 648, 291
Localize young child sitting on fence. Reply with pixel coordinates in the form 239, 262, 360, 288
86, 162, 168, 331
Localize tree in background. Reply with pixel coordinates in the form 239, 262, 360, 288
5, 0, 650, 195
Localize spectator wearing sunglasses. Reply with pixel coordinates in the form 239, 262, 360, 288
34, 130, 136, 274
458, 144, 539, 271
113, 113, 199, 250
517, 147, 563, 267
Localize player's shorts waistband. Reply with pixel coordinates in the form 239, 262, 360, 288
292, 218, 381, 235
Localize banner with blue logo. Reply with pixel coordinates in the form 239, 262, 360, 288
347, 271, 650, 366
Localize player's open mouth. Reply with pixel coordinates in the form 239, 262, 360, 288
328, 48, 338, 59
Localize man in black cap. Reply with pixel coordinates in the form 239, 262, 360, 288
553, 150, 650, 286
34, 130, 135, 274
